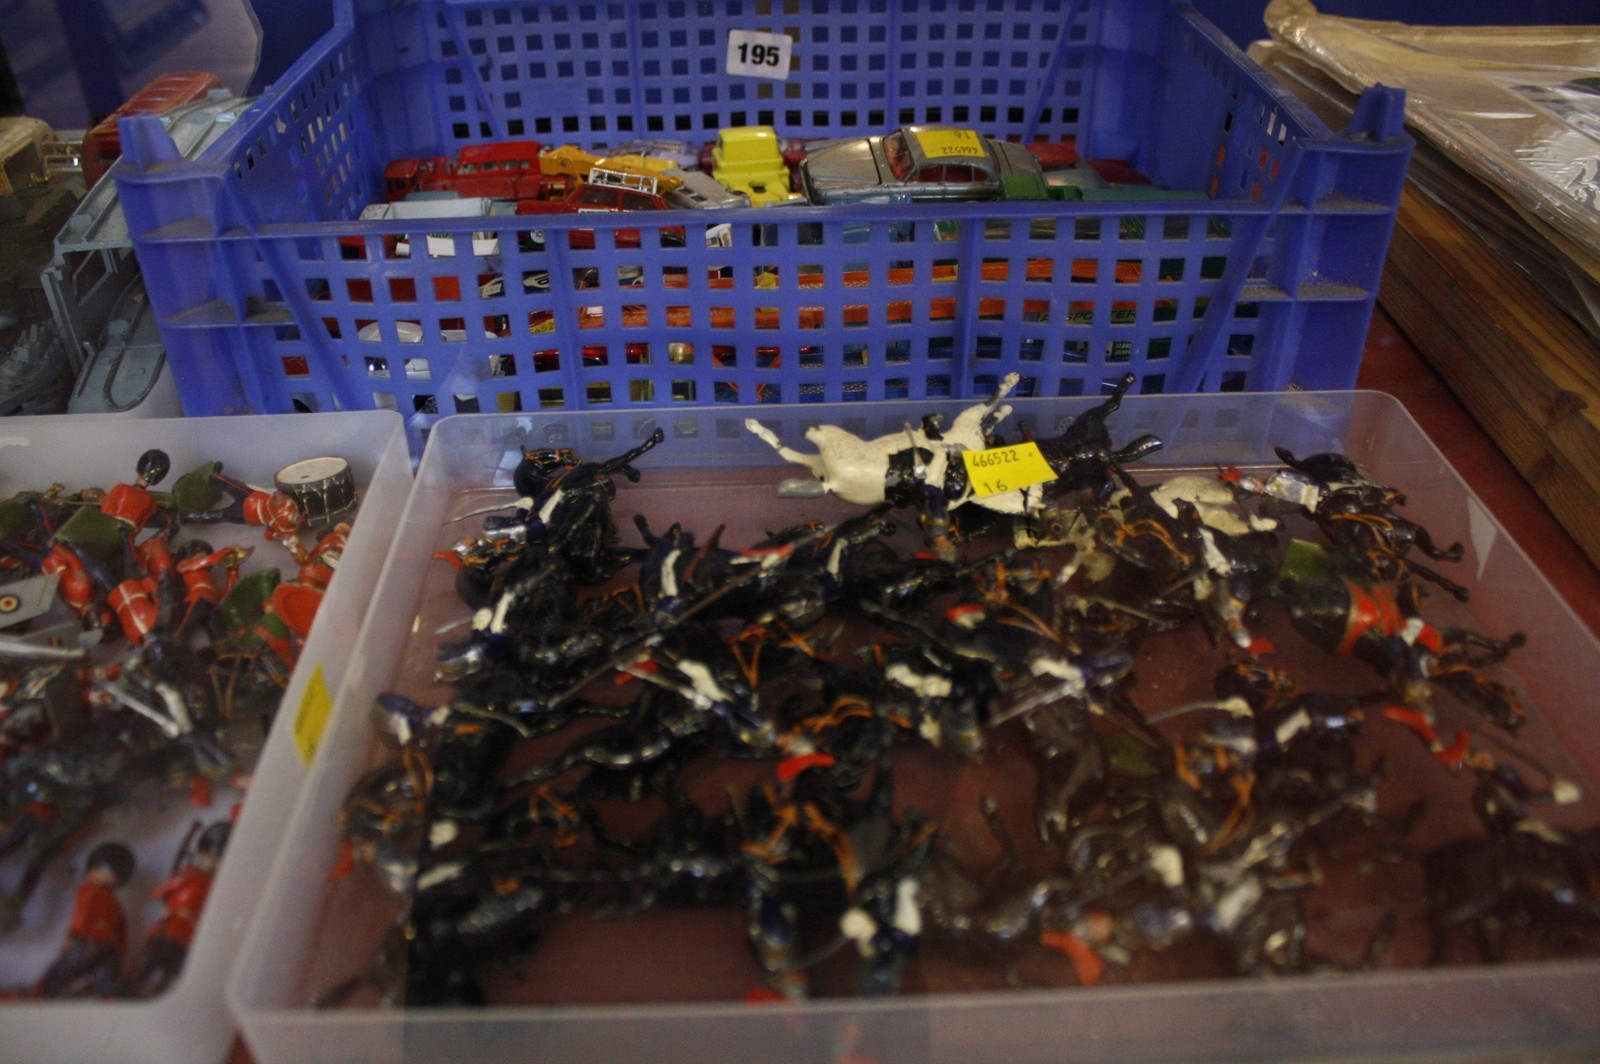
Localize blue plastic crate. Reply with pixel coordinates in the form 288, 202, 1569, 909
112, 0, 1411, 456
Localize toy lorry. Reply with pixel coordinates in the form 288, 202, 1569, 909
710, 125, 800, 206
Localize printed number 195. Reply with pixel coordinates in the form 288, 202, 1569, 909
727, 30, 792, 80
737, 42, 781, 65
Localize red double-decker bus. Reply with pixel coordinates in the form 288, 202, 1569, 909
80, 71, 223, 188
382, 141, 555, 202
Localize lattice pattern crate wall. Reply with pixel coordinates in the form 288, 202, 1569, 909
112, 0, 1411, 456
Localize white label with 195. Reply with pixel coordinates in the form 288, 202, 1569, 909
726, 30, 792, 80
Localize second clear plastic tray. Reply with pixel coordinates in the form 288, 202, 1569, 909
230, 391, 1600, 1064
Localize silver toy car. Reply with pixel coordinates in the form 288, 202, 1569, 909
797, 125, 1044, 205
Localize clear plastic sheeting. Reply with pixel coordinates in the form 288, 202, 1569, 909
1265, 0, 1600, 266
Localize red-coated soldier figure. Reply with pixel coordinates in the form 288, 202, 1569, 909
106, 526, 183, 646
290, 521, 349, 593
181, 467, 304, 546
38, 542, 104, 623
106, 574, 161, 645
1, 500, 104, 626
123, 821, 231, 998
19, 452, 173, 634
36, 841, 136, 998
99, 449, 173, 543
241, 489, 303, 545
173, 542, 251, 641
247, 520, 352, 674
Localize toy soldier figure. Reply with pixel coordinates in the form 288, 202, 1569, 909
37, 841, 135, 998
99, 449, 172, 541
179, 465, 304, 546
173, 541, 251, 641
123, 821, 231, 997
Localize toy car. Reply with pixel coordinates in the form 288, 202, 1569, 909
666, 169, 750, 211
563, 168, 733, 249
797, 125, 1043, 206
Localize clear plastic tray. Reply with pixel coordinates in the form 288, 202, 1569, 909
230, 391, 1600, 1063
0, 410, 410, 1064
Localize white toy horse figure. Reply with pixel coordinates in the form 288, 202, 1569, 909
744, 373, 1032, 514
747, 372, 1167, 558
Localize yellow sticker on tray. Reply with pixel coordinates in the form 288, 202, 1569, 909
961, 441, 1057, 497
292, 664, 334, 766
914, 128, 986, 159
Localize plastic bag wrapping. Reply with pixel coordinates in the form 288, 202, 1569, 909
1265, 0, 1600, 274
1247, 36, 1600, 345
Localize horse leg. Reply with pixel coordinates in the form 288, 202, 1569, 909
743, 419, 828, 478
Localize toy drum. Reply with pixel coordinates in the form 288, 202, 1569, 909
273, 456, 357, 528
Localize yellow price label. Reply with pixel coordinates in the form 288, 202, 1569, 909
914, 128, 986, 159
961, 441, 1057, 498
292, 664, 334, 766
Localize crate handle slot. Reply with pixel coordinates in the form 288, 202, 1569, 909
1169, 156, 1300, 393
1171, 83, 1405, 392
441, 8, 509, 142
220, 182, 366, 414
1025, 0, 1086, 143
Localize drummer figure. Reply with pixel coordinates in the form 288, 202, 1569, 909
180, 467, 304, 546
